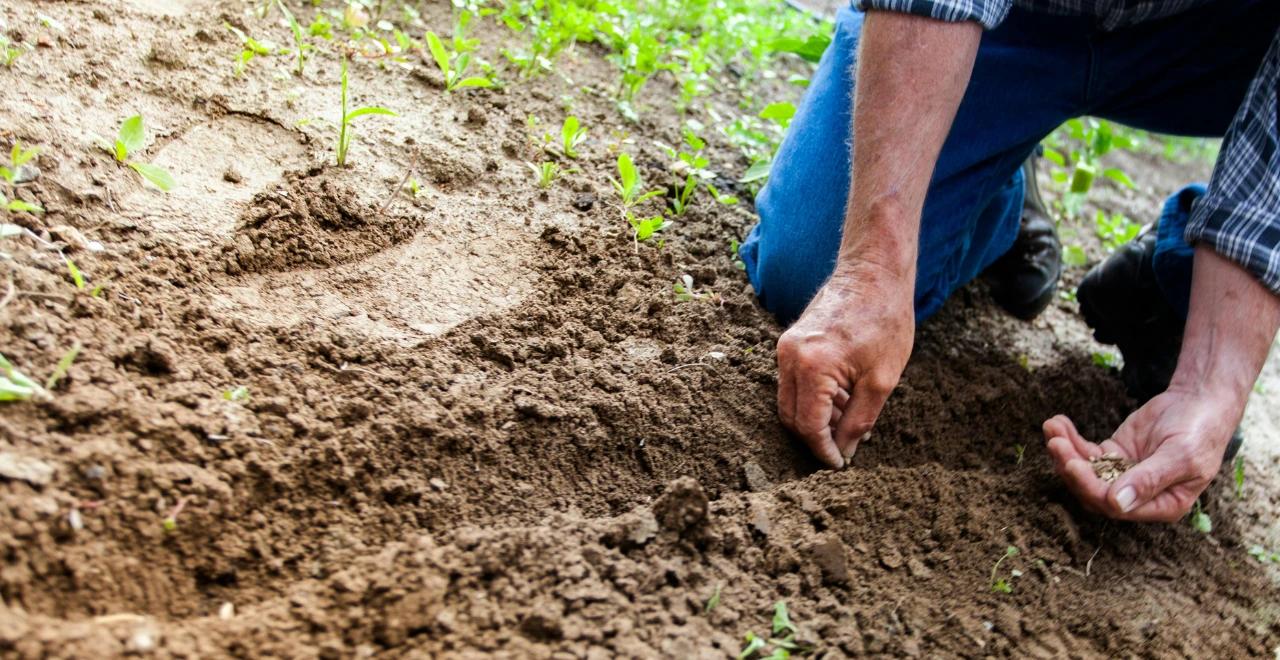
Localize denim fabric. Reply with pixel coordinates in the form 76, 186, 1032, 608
1154, 184, 1207, 320
740, 1, 1280, 325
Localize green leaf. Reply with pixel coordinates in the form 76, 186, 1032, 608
1190, 509, 1212, 534
114, 140, 129, 162
455, 77, 493, 88
344, 106, 398, 122
65, 257, 85, 289
12, 143, 37, 167
425, 31, 450, 77
739, 159, 771, 183
1041, 146, 1065, 168
737, 633, 766, 660
1233, 455, 1245, 498
1063, 244, 1088, 267
771, 601, 796, 636
759, 102, 796, 126
6, 199, 42, 214
129, 162, 175, 191
0, 353, 41, 402
617, 153, 637, 193
118, 115, 146, 155
1069, 162, 1096, 194
704, 584, 721, 613
45, 342, 81, 390
769, 34, 831, 63
1102, 168, 1136, 189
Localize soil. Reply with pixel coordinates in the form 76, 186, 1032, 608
1, 1, 1278, 658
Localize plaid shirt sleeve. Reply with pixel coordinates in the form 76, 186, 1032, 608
1186, 31, 1280, 296
854, 0, 1014, 29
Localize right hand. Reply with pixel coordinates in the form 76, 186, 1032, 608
776, 265, 915, 467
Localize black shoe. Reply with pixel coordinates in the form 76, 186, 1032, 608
984, 157, 1063, 320
1077, 227, 1245, 464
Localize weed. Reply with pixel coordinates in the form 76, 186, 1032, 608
1063, 244, 1088, 267
224, 386, 250, 402
44, 343, 81, 391
275, 0, 310, 75
738, 633, 766, 660
1042, 118, 1138, 218
610, 153, 662, 207
64, 257, 85, 290
627, 211, 667, 242
990, 545, 1019, 593
1248, 545, 1280, 563
673, 274, 699, 301
1, 142, 39, 184
0, 36, 29, 67
335, 57, 398, 167
1094, 211, 1141, 252
225, 22, 277, 76
669, 174, 698, 216
527, 161, 561, 189
113, 115, 175, 191
0, 354, 48, 402
1189, 500, 1212, 534
561, 116, 587, 159
1091, 351, 1119, 368
1233, 455, 1245, 499
705, 584, 722, 613
1014, 443, 1026, 465
736, 601, 813, 659
729, 239, 746, 270
425, 15, 494, 93
0, 190, 41, 215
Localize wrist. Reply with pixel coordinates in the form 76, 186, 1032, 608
834, 198, 918, 285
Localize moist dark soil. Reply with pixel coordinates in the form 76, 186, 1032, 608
0, 1, 1277, 658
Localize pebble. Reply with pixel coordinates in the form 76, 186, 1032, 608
0, 452, 56, 486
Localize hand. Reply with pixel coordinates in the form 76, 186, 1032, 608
1042, 386, 1241, 522
776, 266, 914, 468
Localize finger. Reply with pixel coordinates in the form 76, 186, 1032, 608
1115, 489, 1193, 523
794, 374, 844, 469
777, 359, 797, 429
1059, 453, 1112, 512
833, 373, 893, 461
1108, 450, 1189, 517
1045, 435, 1085, 471
830, 387, 850, 429
1042, 415, 1102, 459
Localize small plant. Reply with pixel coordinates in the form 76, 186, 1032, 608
225, 22, 276, 76
45, 343, 81, 391
113, 115, 175, 191
275, 0, 310, 75
560, 116, 587, 159
1014, 443, 1027, 465
0, 190, 41, 215
1189, 501, 1212, 534
0, 36, 29, 67
1, 143, 38, 185
669, 174, 698, 216
425, 24, 494, 93
1233, 455, 1245, 499
704, 584, 722, 613
736, 601, 812, 659
1091, 351, 1119, 368
527, 161, 560, 189
0, 354, 48, 402
223, 386, 250, 402
1248, 545, 1280, 563
990, 545, 1019, 593
610, 153, 662, 207
729, 239, 746, 270
673, 274, 699, 301
335, 58, 398, 167
1094, 211, 1141, 252
627, 212, 668, 243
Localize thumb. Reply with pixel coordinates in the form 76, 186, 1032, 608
833, 374, 892, 460
1109, 450, 1186, 515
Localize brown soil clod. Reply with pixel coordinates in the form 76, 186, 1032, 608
1090, 452, 1134, 483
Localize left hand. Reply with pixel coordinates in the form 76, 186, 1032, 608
1042, 386, 1240, 522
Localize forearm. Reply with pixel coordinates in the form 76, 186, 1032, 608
1170, 247, 1280, 412
835, 11, 981, 282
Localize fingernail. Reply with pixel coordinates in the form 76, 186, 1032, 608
1116, 486, 1137, 512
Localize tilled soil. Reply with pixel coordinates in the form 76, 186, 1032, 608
1, 1, 1277, 658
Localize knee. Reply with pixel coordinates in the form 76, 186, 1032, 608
743, 230, 830, 325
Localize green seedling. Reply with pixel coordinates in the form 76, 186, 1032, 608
275, 0, 310, 75
1017, 354, 1031, 372
425, 28, 494, 93
335, 58, 398, 167
738, 632, 766, 660
1091, 351, 1119, 368
704, 584, 722, 613
1094, 211, 1141, 252
1014, 443, 1026, 465
112, 115, 175, 191
45, 342, 81, 391
772, 601, 797, 636
1233, 455, 1245, 499
669, 174, 698, 216
0, 190, 41, 214
225, 22, 277, 76
729, 239, 746, 271
759, 102, 796, 130
561, 116, 587, 159
527, 161, 561, 189
1, 36, 29, 67
1063, 244, 1088, 267
223, 386, 250, 402
707, 183, 739, 206
64, 257, 86, 290
1248, 545, 1280, 563
1189, 501, 1212, 534
674, 274, 698, 302
610, 153, 662, 207
0, 353, 48, 402
1, 142, 39, 185
627, 212, 668, 243
990, 545, 1019, 593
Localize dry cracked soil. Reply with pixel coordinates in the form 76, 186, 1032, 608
0, 1, 1278, 658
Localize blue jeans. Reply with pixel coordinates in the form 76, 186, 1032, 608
740, 1, 1280, 325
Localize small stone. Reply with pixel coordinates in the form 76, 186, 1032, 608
218, 602, 235, 620
429, 478, 447, 491
223, 168, 243, 184
127, 628, 156, 653
0, 452, 55, 486
878, 545, 904, 570
742, 461, 770, 492
748, 500, 772, 536
13, 164, 40, 184
806, 534, 850, 585
68, 507, 84, 531
572, 193, 595, 212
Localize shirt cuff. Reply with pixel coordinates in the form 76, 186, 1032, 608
854, 0, 1012, 29
1185, 196, 1280, 296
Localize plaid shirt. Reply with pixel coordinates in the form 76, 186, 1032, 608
858, 0, 1280, 296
